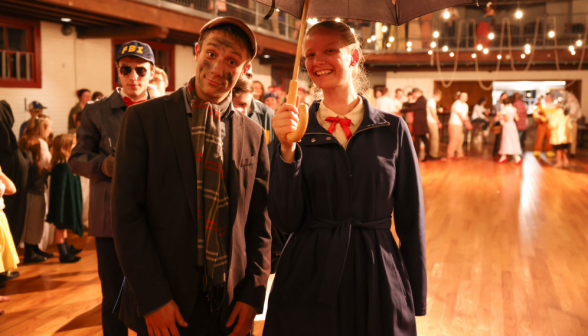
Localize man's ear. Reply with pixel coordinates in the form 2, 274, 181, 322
241, 63, 252, 78
194, 43, 200, 59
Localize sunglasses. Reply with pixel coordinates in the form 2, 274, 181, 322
118, 65, 148, 77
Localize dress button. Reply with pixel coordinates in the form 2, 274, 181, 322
311, 138, 316, 142
326, 137, 332, 140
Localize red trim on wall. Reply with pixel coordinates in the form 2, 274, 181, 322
111, 39, 175, 92
0, 15, 42, 89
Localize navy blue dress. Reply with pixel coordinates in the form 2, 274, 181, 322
263, 97, 427, 336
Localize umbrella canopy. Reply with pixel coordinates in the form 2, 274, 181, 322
254, 0, 476, 26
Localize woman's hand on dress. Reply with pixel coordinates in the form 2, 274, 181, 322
272, 96, 300, 162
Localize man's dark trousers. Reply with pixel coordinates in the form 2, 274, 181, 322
95, 237, 127, 336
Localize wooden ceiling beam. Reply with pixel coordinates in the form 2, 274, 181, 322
77, 25, 169, 39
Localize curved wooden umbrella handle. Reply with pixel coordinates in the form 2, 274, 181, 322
285, 80, 309, 143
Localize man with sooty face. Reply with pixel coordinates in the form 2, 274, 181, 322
69, 40, 156, 336
112, 18, 271, 336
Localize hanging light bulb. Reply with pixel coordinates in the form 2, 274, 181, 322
450, 52, 455, 57
430, 42, 437, 48
407, 47, 412, 52
428, 50, 433, 55
515, 9, 523, 19
497, 54, 502, 59
477, 44, 483, 50
312, 18, 318, 24
389, 36, 394, 42
572, 50, 577, 55
525, 44, 531, 50
576, 40, 582, 47
483, 48, 489, 54
307, 18, 313, 24
444, 10, 450, 19
382, 26, 388, 33
386, 42, 391, 48
367, 38, 372, 43
569, 45, 575, 51
472, 53, 477, 58
442, 46, 448, 52
407, 41, 412, 47
371, 35, 376, 41
488, 32, 495, 40
335, 18, 341, 22
433, 31, 440, 38
521, 54, 526, 59
548, 31, 555, 38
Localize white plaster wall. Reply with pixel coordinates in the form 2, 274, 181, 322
1, 21, 77, 137
74, 36, 112, 99
174, 44, 196, 91
386, 70, 588, 118
251, 58, 272, 89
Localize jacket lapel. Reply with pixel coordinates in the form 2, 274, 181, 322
229, 111, 243, 226
164, 89, 198, 226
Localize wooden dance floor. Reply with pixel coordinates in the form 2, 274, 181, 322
1, 147, 588, 335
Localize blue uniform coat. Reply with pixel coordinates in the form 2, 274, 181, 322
263, 97, 427, 336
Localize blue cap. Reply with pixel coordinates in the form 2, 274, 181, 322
264, 92, 278, 100
27, 101, 47, 110
116, 41, 155, 64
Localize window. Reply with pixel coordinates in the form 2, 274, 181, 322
112, 39, 175, 92
0, 16, 41, 88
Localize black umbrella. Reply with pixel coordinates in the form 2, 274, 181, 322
254, 0, 477, 141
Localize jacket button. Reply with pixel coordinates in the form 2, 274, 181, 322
311, 138, 316, 142
326, 137, 332, 140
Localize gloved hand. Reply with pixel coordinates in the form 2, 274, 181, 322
101, 155, 116, 177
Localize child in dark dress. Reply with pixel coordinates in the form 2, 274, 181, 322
47, 134, 83, 263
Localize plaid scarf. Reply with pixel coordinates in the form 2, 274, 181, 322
187, 76, 231, 289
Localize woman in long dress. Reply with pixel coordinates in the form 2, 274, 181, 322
498, 97, 522, 164
263, 21, 426, 336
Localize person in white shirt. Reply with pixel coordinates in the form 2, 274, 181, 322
374, 87, 395, 113
471, 97, 490, 130
426, 90, 443, 159
447, 92, 471, 159
391, 88, 404, 115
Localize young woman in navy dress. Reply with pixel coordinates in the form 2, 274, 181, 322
263, 21, 427, 336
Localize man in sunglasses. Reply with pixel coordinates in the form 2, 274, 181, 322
69, 40, 155, 336
112, 17, 271, 336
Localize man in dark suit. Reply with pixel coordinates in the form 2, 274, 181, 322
70, 40, 156, 336
112, 17, 271, 336
400, 88, 430, 161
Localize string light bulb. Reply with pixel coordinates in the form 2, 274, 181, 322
444, 11, 450, 19
430, 42, 437, 48
472, 53, 477, 58
450, 52, 455, 57
382, 26, 388, 33
407, 47, 412, 52
515, 9, 523, 19
488, 32, 495, 40
521, 54, 526, 59
433, 31, 440, 38
371, 35, 376, 41
407, 41, 412, 47
497, 54, 502, 59
367, 38, 372, 43
442, 46, 448, 52
572, 50, 576, 55
387, 42, 391, 47
389, 36, 394, 42
428, 50, 433, 55
576, 40, 582, 47
335, 18, 341, 22
569, 45, 575, 51
548, 31, 555, 38
477, 44, 483, 50
483, 48, 489, 54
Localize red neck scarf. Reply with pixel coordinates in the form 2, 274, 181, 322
123, 96, 146, 107
325, 117, 353, 140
